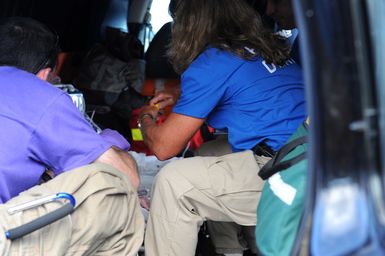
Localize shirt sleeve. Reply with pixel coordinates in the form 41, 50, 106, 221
99, 128, 131, 151
28, 93, 113, 175
173, 48, 245, 118
173, 65, 228, 119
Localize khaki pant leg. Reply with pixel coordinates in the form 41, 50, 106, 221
206, 152, 269, 254
144, 151, 264, 256
196, 139, 266, 254
0, 163, 144, 256
196, 137, 245, 254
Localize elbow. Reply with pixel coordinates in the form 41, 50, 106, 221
153, 151, 173, 161
145, 133, 184, 160
152, 146, 176, 161
154, 154, 170, 161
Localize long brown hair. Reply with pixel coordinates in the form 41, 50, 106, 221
168, 0, 291, 74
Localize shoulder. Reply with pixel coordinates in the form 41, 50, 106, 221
183, 48, 245, 80
194, 47, 242, 66
0, 66, 71, 125
0, 66, 63, 97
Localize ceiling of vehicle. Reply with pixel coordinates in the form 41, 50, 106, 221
0, 0, 132, 52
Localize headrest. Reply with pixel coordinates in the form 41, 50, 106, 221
145, 22, 178, 79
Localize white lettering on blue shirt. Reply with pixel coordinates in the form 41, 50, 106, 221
262, 61, 277, 73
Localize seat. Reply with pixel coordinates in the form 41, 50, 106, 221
145, 22, 178, 79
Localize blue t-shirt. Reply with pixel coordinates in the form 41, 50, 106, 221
0, 67, 113, 203
173, 47, 306, 152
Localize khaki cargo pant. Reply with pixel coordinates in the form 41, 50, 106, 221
0, 163, 144, 256
196, 137, 260, 254
144, 150, 267, 256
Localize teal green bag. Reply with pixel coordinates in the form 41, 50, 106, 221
256, 123, 308, 256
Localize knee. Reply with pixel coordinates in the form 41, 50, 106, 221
151, 160, 189, 201
152, 163, 176, 195
154, 160, 181, 185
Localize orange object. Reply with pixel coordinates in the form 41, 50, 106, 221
141, 79, 180, 97
129, 78, 208, 155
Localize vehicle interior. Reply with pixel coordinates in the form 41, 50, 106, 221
1, 0, 385, 255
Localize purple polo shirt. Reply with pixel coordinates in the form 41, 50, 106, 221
0, 67, 113, 203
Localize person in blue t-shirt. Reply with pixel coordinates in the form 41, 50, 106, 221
139, 0, 306, 255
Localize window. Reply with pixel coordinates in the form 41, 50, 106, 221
149, 0, 173, 34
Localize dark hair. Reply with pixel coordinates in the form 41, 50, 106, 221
0, 17, 60, 74
168, 0, 290, 74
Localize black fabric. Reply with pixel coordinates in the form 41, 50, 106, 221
74, 40, 145, 106
105, 26, 144, 61
74, 44, 131, 105
74, 37, 147, 139
195, 223, 216, 256
252, 141, 276, 157
258, 136, 307, 180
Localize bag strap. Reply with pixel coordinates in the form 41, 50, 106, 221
258, 135, 307, 180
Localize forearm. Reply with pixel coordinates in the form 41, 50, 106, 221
139, 116, 184, 160
95, 147, 140, 189
139, 110, 205, 160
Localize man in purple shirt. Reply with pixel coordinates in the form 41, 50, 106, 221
0, 17, 144, 255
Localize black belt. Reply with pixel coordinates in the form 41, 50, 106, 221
252, 141, 275, 157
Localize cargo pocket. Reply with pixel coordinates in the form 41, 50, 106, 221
206, 150, 263, 224
207, 150, 262, 196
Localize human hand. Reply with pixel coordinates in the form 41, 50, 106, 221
149, 90, 178, 110
139, 105, 160, 121
138, 190, 151, 210
100, 128, 131, 151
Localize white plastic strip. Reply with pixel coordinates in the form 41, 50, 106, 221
268, 173, 297, 205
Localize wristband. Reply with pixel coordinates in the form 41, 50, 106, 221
138, 113, 156, 129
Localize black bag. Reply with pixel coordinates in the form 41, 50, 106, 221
74, 43, 145, 106
104, 26, 144, 62
73, 28, 148, 138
